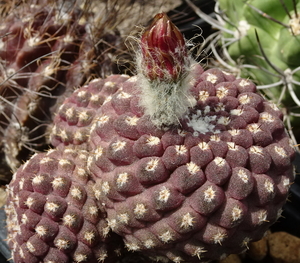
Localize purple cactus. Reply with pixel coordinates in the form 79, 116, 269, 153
6, 12, 295, 263
5, 146, 123, 263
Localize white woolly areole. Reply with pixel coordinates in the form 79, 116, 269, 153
137, 57, 198, 127
186, 107, 222, 135
289, 13, 300, 35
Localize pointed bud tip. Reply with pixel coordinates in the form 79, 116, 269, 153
140, 13, 188, 82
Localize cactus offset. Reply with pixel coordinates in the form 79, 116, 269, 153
5, 146, 124, 263
50, 74, 131, 149
6, 12, 296, 263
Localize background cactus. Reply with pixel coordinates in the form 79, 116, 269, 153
0, 0, 114, 181
185, 0, 300, 146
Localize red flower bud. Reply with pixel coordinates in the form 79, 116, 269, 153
140, 13, 188, 82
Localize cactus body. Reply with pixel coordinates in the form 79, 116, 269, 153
84, 64, 294, 263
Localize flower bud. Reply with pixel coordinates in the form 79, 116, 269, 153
140, 13, 188, 82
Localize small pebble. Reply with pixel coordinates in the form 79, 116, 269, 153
248, 231, 269, 261
219, 254, 242, 263
268, 231, 300, 263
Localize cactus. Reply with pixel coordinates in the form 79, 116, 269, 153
5, 146, 124, 263
185, 0, 300, 145
53, 13, 294, 262
5, 12, 296, 263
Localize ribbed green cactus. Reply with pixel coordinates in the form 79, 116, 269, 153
186, 0, 300, 145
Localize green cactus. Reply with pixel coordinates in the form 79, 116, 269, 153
186, 0, 300, 145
